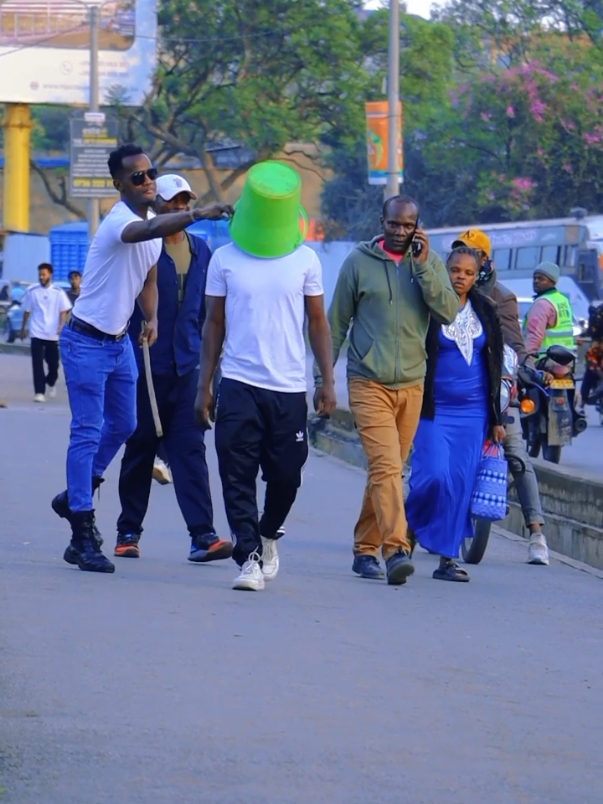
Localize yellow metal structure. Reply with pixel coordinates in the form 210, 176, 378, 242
2, 103, 32, 232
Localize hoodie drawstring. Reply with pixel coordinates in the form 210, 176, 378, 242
383, 263, 393, 305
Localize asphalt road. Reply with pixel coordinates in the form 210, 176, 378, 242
307, 351, 603, 478
0, 355, 601, 803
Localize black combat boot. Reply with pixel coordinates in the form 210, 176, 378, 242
53, 477, 104, 549
64, 510, 115, 573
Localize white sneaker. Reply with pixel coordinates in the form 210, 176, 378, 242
528, 534, 550, 565
233, 552, 265, 591
47, 385, 57, 399
261, 536, 280, 581
152, 458, 172, 485
33, 393, 46, 403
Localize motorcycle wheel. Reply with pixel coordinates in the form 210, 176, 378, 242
462, 518, 491, 565
542, 444, 562, 464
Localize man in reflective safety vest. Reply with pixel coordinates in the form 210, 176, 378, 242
523, 262, 575, 358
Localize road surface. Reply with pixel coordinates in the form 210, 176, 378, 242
0, 353, 601, 803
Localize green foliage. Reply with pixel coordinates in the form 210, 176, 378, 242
322, 0, 603, 231
121, 0, 369, 200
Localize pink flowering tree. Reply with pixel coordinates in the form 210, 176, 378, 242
446, 37, 603, 220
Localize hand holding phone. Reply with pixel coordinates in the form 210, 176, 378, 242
410, 220, 429, 264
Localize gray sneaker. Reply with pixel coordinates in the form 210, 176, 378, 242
528, 534, 550, 565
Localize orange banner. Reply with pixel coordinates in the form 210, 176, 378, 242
365, 100, 403, 185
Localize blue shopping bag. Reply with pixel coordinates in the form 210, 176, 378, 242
470, 440, 508, 521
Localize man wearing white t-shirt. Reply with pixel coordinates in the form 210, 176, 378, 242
20, 263, 72, 402
51, 143, 233, 574
195, 163, 336, 591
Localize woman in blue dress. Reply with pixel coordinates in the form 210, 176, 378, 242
406, 246, 505, 581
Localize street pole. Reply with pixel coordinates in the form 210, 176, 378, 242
88, 3, 100, 239
385, 0, 400, 202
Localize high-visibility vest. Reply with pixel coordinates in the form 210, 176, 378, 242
523, 288, 575, 356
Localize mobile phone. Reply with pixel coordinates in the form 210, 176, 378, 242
411, 218, 422, 257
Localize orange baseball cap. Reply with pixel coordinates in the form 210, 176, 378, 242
452, 229, 492, 259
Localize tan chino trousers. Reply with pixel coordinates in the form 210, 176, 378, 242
348, 379, 424, 561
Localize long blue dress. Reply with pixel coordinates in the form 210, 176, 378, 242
406, 312, 489, 559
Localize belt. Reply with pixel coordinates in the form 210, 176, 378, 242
69, 316, 127, 342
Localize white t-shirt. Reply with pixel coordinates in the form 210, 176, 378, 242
22, 283, 72, 341
205, 243, 324, 392
74, 201, 162, 335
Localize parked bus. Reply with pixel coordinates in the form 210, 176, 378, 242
427, 214, 603, 301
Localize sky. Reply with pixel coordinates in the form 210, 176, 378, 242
364, 0, 435, 18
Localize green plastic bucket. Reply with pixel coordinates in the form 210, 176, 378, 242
229, 161, 308, 258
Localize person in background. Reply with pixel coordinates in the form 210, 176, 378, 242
66, 270, 82, 307
115, 174, 232, 564
315, 195, 458, 585
20, 263, 71, 403
405, 246, 505, 581
578, 340, 603, 409
51, 144, 233, 574
523, 263, 575, 358
196, 161, 336, 592
453, 229, 550, 565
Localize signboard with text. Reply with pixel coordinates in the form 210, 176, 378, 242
365, 100, 403, 186
0, 0, 156, 106
69, 114, 118, 198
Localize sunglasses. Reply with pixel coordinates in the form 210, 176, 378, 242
129, 168, 158, 186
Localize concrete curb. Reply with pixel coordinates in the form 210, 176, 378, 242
308, 409, 603, 572
0, 342, 30, 355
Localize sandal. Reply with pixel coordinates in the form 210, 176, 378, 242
433, 559, 470, 582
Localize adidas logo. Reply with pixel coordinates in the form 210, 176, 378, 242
295, 431, 305, 443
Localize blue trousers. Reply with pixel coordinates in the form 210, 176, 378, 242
60, 325, 138, 512
117, 368, 215, 539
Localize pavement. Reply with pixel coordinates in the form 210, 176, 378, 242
1, 353, 602, 804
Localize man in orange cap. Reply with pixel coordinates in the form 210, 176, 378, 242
453, 229, 549, 566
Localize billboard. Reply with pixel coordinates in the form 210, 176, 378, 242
0, 0, 156, 105
69, 112, 118, 197
365, 100, 403, 185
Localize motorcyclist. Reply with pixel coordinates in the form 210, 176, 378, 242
452, 229, 550, 566
523, 262, 575, 361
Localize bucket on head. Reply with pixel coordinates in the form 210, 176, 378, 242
229, 161, 308, 258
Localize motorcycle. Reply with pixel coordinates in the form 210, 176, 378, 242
517, 345, 587, 464
461, 345, 526, 565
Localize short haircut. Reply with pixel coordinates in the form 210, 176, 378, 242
38, 262, 53, 273
108, 144, 144, 179
382, 195, 420, 219
446, 245, 480, 270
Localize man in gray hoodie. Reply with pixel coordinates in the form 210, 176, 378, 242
315, 195, 459, 585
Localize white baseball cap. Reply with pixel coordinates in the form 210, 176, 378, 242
155, 174, 197, 201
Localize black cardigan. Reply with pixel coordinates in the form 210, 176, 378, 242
421, 289, 504, 428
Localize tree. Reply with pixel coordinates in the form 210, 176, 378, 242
117, 0, 368, 203
320, 10, 459, 232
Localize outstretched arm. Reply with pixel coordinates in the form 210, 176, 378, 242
121, 204, 233, 244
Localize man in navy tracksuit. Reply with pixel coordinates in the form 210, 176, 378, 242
115, 174, 232, 563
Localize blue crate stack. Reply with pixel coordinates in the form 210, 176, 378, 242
49, 222, 89, 281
